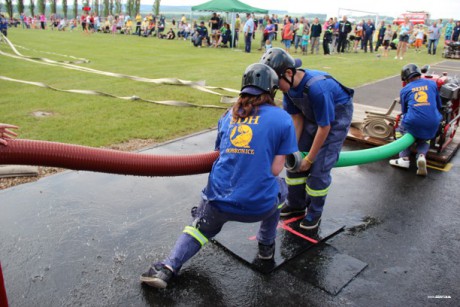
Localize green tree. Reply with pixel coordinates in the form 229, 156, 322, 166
29, 0, 35, 16
91, 0, 99, 15
37, 0, 46, 15
73, 0, 78, 18
17, 0, 25, 15
115, 0, 121, 15
5, 0, 13, 18
103, 0, 109, 17
134, 0, 140, 15
153, 0, 160, 16
126, 0, 133, 17
50, 0, 56, 14
62, 0, 68, 19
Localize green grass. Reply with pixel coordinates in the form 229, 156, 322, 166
0, 28, 442, 147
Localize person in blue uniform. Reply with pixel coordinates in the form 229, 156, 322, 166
0, 14, 8, 37
389, 64, 442, 176
260, 47, 354, 230
140, 63, 298, 289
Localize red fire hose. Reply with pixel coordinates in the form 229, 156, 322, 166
0, 263, 7, 307
0, 139, 219, 177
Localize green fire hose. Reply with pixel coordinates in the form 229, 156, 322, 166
285, 133, 415, 171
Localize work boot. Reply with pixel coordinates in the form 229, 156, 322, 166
257, 242, 275, 260
140, 263, 173, 288
299, 215, 321, 230
389, 157, 410, 169
279, 202, 306, 217
416, 154, 427, 176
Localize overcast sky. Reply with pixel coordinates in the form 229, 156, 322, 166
159, 0, 460, 20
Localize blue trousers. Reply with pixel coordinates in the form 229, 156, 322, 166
397, 124, 430, 158
163, 177, 287, 272
245, 33, 252, 52
286, 102, 353, 219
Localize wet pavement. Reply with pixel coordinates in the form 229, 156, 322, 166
1, 61, 459, 306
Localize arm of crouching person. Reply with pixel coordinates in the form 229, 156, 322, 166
0, 123, 19, 146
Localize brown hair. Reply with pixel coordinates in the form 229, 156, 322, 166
232, 93, 275, 120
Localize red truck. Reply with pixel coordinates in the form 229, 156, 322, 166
393, 11, 430, 25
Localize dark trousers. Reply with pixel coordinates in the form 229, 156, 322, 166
245, 33, 252, 53
323, 38, 330, 55
375, 36, 383, 51
337, 34, 347, 53
363, 35, 373, 52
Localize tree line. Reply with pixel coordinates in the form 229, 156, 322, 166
2, 0, 161, 20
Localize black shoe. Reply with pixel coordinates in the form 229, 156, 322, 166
279, 203, 306, 217
299, 215, 321, 230
258, 242, 275, 260
140, 263, 173, 288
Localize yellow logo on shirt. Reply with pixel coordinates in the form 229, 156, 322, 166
414, 90, 430, 106
230, 124, 253, 148
226, 115, 260, 155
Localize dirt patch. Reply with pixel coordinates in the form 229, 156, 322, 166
0, 139, 157, 191
346, 216, 382, 235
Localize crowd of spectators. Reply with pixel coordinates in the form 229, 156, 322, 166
3, 10, 459, 57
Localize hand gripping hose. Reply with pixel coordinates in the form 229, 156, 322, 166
286, 133, 415, 171
0, 139, 219, 177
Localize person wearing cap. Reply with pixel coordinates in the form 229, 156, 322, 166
193, 21, 210, 47
260, 47, 354, 230
389, 64, 442, 176
140, 63, 297, 289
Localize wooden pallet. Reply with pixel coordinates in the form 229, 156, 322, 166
347, 103, 459, 166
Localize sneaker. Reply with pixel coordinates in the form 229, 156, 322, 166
399, 57, 403, 60
258, 243, 275, 260
416, 154, 427, 176
300, 215, 321, 230
279, 202, 306, 217
140, 263, 173, 288
394, 56, 398, 59
389, 157, 410, 169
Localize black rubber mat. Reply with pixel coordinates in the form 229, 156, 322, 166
213, 216, 345, 274
283, 244, 368, 295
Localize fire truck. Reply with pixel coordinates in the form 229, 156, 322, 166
393, 11, 430, 25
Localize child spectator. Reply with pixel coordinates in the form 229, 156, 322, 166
382, 24, 394, 57
301, 31, 310, 55
265, 39, 272, 51
389, 64, 442, 176
414, 24, 424, 53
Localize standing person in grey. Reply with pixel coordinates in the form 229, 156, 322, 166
244, 13, 255, 53
310, 18, 322, 54
427, 21, 441, 55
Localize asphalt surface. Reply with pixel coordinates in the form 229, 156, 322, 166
1, 61, 459, 307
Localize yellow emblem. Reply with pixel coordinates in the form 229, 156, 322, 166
230, 124, 253, 148
414, 91, 428, 103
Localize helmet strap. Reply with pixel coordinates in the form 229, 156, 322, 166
281, 68, 297, 88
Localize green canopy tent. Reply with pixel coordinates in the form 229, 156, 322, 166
190, 0, 269, 48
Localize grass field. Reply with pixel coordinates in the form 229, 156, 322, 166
0, 27, 443, 147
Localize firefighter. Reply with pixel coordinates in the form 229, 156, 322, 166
260, 47, 354, 230
140, 63, 297, 289
389, 64, 442, 176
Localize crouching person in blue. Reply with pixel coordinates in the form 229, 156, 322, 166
389, 64, 442, 176
260, 47, 354, 230
140, 63, 298, 289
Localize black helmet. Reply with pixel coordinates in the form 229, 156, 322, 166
401, 63, 421, 82
241, 63, 279, 96
259, 47, 299, 77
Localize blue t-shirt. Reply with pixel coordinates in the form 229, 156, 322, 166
283, 70, 351, 127
203, 104, 297, 215
400, 78, 442, 139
